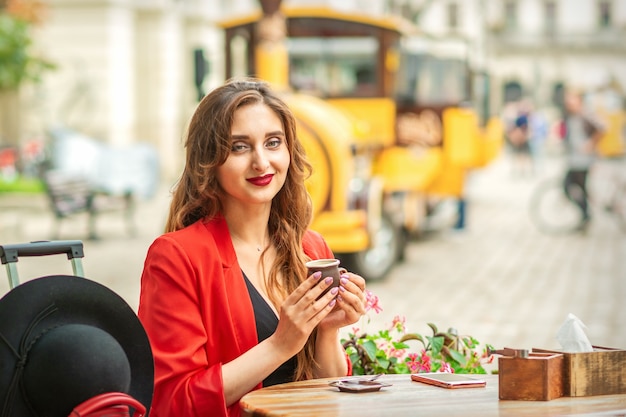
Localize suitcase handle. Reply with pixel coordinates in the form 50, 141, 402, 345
0, 240, 84, 265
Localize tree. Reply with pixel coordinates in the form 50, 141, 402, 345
0, 13, 50, 90
0, 1, 54, 146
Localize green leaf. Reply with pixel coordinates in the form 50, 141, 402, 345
352, 368, 365, 376
427, 323, 438, 335
377, 358, 390, 369
399, 333, 425, 345
428, 335, 444, 355
392, 341, 410, 350
0, 13, 55, 90
362, 339, 378, 361
435, 331, 458, 347
394, 363, 409, 374
446, 348, 468, 366
378, 329, 392, 341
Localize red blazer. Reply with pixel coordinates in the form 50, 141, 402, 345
138, 216, 349, 417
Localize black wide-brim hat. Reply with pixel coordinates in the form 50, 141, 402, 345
0, 275, 154, 417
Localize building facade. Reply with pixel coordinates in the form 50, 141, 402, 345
23, 0, 626, 179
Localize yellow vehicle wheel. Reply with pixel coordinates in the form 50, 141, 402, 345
297, 118, 331, 218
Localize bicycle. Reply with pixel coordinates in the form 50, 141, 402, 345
528, 157, 626, 234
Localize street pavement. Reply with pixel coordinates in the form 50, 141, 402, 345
363, 152, 626, 354
1, 151, 625, 356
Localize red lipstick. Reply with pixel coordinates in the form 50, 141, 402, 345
247, 174, 274, 186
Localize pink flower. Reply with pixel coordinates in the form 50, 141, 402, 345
389, 347, 406, 359
438, 362, 453, 373
365, 290, 383, 314
411, 349, 431, 372
376, 339, 405, 359
406, 353, 420, 373
389, 315, 406, 333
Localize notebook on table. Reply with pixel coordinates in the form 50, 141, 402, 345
411, 373, 486, 389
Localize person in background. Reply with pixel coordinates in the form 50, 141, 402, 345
527, 103, 549, 174
562, 88, 606, 232
507, 100, 533, 177
138, 78, 367, 417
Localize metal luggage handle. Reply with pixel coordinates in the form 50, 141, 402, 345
0, 240, 85, 289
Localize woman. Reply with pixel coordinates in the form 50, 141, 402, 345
138, 78, 367, 416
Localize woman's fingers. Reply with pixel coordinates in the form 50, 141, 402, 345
285, 271, 331, 304
337, 289, 366, 316
316, 272, 367, 330
310, 286, 339, 310
338, 273, 366, 308
278, 268, 363, 345
280, 275, 339, 327
344, 272, 366, 293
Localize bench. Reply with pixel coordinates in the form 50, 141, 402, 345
42, 169, 136, 240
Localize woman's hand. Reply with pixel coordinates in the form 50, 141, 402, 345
318, 271, 366, 331
268, 271, 340, 358
222, 272, 339, 405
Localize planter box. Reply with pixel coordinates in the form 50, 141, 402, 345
534, 346, 626, 397
498, 352, 564, 401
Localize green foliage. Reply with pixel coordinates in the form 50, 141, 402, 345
0, 12, 54, 90
0, 175, 44, 193
342, 318, 494, 376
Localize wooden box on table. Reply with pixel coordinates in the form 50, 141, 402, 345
534, 346, 626, 397
498, 352, 564, 401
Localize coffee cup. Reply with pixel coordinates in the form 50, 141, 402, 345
306, 258, 346, 298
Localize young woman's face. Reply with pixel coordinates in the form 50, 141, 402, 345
216, 102, 290, 208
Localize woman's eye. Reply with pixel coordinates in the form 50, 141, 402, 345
231, 142, 250, 152
266, 138, 282, 149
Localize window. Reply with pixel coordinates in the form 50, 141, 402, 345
230, 35, 249, 79
287, 37, 379, 98
394, 53, 469, 105
544, 1, 557, 36
504, 1, 518, 30
552, 82, 565, 109
447, 2, 459, 30
503, 81, 523, 103
598, 0, 612, 28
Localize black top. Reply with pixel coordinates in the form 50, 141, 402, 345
243, 272, 297, 386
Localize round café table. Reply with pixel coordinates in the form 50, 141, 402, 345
239, 374, 626, 417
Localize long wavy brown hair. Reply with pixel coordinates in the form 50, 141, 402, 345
165, 78, 319, 381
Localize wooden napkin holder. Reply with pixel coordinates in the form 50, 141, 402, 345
533, 346, 626, 396
498, 351, 564, 401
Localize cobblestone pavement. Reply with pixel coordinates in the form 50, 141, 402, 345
2, 152, 625, 355
363, 153, 626, 353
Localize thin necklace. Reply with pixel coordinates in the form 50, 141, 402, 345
256, 235, 268, 252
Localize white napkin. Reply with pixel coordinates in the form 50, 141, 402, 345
556, 313, 593, 353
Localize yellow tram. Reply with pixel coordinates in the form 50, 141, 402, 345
219, 4, 503, 280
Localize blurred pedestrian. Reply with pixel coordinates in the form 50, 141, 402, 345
528, 105, 549, 174
506, 100, 533, 177
137, 78, 367, 417
562, 88, 606, 231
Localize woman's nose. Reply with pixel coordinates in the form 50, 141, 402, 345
252, 148, 270, 170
